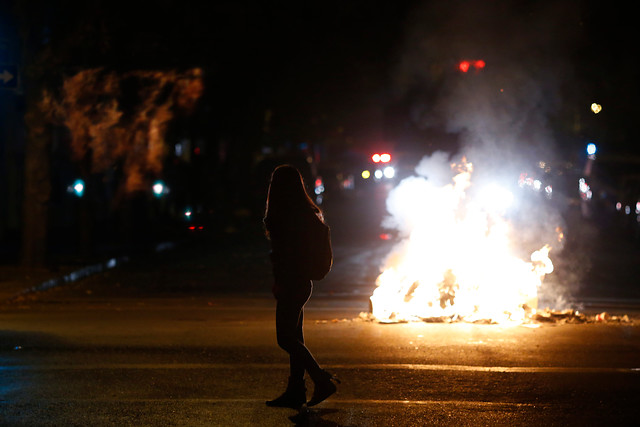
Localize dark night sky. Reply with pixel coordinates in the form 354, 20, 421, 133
12, 0, 640, 158
190, 0, 636, 159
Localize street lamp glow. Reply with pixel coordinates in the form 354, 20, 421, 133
152, 180, 166, 197
71, 179, 85, 197
362, 170, 371, 179
590, 103, 602, 114
586, 143, 597, 156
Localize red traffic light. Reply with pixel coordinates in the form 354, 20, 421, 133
458, 60, 485, 72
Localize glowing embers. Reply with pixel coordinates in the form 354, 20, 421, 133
370, 159, 555, 325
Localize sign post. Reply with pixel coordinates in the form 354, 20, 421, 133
0, 65, 18, 90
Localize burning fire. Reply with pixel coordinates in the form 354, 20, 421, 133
370, 159, 555, 324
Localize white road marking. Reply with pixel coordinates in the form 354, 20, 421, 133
20, 397, 542, 407
3, 363, 638, 374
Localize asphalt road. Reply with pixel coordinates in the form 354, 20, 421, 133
1, 191, 640, 425
1, 295, 639, 426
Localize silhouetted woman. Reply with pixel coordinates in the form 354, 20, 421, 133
263, 164, 339, 409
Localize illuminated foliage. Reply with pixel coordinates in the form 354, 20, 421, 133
41, 67, 203, 194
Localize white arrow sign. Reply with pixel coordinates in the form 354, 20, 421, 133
0, 69, 14, 84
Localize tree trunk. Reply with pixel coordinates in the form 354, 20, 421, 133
21, 86, 51, 268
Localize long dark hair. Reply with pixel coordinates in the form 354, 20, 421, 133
264, 165, 322, 237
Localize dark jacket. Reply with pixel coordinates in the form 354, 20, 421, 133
266, 209, 321, 285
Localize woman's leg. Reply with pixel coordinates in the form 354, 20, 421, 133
277, 295, 339, 407
275, 279, 325, 381
288, 306, 305, 381
276, 299, 322, 381
272, 280, 338, 407
266, 281, 312, 408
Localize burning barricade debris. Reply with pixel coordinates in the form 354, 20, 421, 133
358, 156, 636, 327
366, 159, 560, 325
358, 308, 633, 325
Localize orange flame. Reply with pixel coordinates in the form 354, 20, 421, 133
370, 159, 555, 324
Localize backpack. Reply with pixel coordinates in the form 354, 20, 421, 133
302, 219, 333, 280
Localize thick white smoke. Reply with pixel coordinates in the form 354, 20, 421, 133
393, 0, 581, 168
381, 0, 584, 310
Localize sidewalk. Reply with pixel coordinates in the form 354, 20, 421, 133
0, 262, 113, 303
0, 229, 273, 304
0, 242, 174, 303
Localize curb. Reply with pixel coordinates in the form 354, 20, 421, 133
8, 241, 177, 301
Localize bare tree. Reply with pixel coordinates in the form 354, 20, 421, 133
41, 67, 203, 200
15, 0, 204, 266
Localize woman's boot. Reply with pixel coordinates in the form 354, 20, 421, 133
266, 377, 307, 409
307, 370, 340, 407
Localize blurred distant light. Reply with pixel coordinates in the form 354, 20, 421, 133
184, 207, 193, 219
70, 179, 85, 197
372, 153, 381, 163
578, 178, 588, 192
459, 60, 485, 72
379, 233, 392, 240
341, 175, 355, 189
314, 177, 325, 195
616, 202, 622, 211
625, 205, 631, 215
518, 172, 528, 188
590, 103, 602, 114
152, 180, 167, 197
586, 143, 597, 156
636, 202, 640, 215
362, 170, 371, 179
374, 169, 383, 179
380, 153, 391, 163
533, 179, 542, 191
545, 185, 553, 199
578, 178, 592, 201
383, 166, 395, 179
